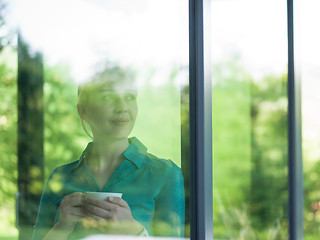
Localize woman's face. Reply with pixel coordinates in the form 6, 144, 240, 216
83, 80, 138, 140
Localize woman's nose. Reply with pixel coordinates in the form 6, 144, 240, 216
114, 97, 128, 113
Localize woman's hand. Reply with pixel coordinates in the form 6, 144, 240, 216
82, 196, 144, 235
43, 192, 86, 240
55, 192, 86, 231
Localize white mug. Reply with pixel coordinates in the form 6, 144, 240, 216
85, 192, 122, 201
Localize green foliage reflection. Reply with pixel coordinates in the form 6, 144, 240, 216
212, 58, 289, 239
1, 48, 320, 239
0, 46, 18, 237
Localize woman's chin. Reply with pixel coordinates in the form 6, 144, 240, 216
102, 130, 132, 141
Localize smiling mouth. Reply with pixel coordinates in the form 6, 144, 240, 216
111, 119, 130, 125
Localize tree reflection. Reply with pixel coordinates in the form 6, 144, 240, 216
212, 59, 289, 239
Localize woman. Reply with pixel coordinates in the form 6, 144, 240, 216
32, 64, 185, 240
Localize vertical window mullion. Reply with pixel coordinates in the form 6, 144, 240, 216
287, 0, 304, 239
189, 0, 213, 239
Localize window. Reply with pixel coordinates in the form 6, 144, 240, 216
211, 0, 289, 238
0, 0, 313, 239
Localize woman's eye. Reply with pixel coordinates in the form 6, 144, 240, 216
102, 94, 115, 101
125, 94, 136, 101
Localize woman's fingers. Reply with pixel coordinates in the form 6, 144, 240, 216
84, 202, 113, 219
60, 203, 85, 218
84, 197, 129, 210
85, 210, 108, 222
65, 192, 83, 199
107, 197, 129, 208
69, 206, 86, 217
61, 192, 84, 208
59, 193, 86, 222
55, 192, 88, 231
81, 197, 142, 235
83, 197, 128, 219
84, 197, 114, 211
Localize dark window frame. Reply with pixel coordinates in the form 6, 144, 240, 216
189, 0, 213, 239
287, 0, 304, 239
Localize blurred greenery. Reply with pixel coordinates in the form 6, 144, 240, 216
0, 46, 18, 238
0, 17, 319, 240
43, 62, 88, 179
1, 44, 320, 239
212, 58, 289, 239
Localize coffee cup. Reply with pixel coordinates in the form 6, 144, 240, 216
85, 192, 122, 201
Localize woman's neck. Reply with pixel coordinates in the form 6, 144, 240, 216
88, 137, 129, 171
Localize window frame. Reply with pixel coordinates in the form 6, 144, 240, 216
287, 0, 304, 239
189, 0, 213, 239
189, 0, 304, 239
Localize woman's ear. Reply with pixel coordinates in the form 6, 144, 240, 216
77, 103, 89, 123
78, 103, 93, 139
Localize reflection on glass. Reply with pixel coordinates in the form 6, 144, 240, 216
32, 64, 185, 239
299, 0, 320, 239
0, 0, 189, 239
0, 29, 18, 239
211, 0, 289, 239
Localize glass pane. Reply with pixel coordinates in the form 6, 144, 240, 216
0, 0, 190, 239
211, 0, 289, 238
299, 1, 320, 239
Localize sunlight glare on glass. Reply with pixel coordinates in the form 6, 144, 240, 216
211, 0, 288, 81
6, 0, 188, 85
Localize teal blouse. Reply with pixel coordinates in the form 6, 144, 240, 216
32, 137, 185, 239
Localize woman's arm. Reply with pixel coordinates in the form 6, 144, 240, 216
32, 170, 59, 240
42, 221, 74, 240
153, 164, 185, 237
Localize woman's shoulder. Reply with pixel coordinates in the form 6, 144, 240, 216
127, 137, 181, 174
143, 153, 184, 201
143, 152, 182, 177
48, 159, 81, 177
